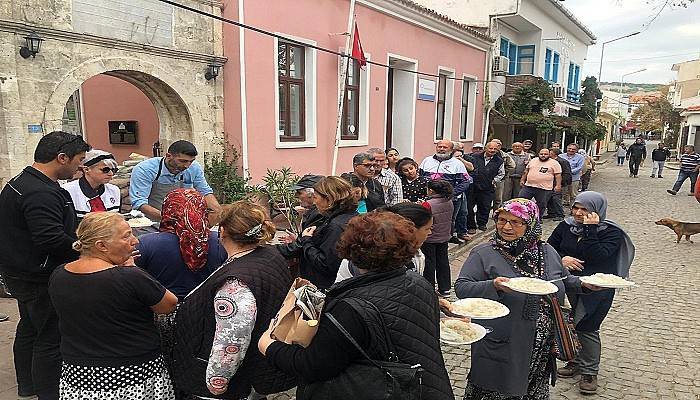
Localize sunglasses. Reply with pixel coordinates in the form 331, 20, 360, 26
99, 167, 119, 174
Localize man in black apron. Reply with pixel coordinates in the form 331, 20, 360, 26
129, 140, 221, 222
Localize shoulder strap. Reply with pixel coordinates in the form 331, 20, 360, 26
326, 313, 383, 369
154, 158, 164, 181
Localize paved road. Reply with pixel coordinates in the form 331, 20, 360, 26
445, 152, 700, 400
1, 150, 698, 399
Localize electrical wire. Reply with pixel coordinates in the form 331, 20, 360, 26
583, 51, 700, 64
153, 0, 517, 86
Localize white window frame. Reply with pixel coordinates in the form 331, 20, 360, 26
274, 34, 317, 149
434, 67, 455, 142
337, 51, 371, 147
459, 74, 477, 142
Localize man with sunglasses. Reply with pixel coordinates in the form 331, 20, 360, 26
62, 150, 122, 222
0, 131, 90, 400
341, 152, 385, 212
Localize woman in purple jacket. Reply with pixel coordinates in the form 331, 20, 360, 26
422, 179, 454, 297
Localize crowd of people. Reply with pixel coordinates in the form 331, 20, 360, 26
0, 129, 679, 400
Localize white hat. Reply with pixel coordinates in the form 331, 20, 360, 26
472, 142, 484, 148
83, 150, 117, 168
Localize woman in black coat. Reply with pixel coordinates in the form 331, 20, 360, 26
547, 191, 632, 395
293, 176, 358, 289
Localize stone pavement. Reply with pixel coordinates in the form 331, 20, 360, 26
1, 149, 699, 399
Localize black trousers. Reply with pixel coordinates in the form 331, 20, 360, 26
4, 277, 61, 400
471, 189, 495, 228
629, 157, 642, 176
518, 186, 552, 219
421, 242, 451, 293
546, 190, 565, 218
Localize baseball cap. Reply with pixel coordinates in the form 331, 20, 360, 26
472, 142, 484, 148
293, 174, 324, 191
523, 139, 533, 144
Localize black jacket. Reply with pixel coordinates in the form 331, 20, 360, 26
267, 268, 454, 400
171, 246, 296, 398
341, 172, 385, 211
651, 148, 671, 161
626, 143, 647, 159
471, 153, 504, 192
0, 167, 79, 283
276, 206, 325, 259
299, 208, 358, 289
556, 157, 573, 186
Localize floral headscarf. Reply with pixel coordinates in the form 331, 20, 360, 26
160, 188, 209, 272
490, 198, 544, 277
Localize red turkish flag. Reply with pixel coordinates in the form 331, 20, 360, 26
351, 23, 366, 69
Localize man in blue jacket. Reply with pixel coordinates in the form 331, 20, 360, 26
562, 143, 585, 206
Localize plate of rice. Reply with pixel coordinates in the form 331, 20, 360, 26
502, 277, 558, 295
580, 273, 636, 289
439, 318, 487, 345
452, 298, 510, 320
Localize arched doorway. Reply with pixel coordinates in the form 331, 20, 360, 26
43, 59, 197, 159
62, 73, 161, 162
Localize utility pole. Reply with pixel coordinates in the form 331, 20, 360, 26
331, 0, 357, 176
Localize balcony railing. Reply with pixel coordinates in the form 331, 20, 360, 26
567, 89, 581, 104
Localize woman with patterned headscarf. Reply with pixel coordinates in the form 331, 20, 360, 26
135, 188, 228, 300
455, 198, 599, 400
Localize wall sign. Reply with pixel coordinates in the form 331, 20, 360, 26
27, 124, 42, 134
417, 78, 436, 101
109, 121, 138, 144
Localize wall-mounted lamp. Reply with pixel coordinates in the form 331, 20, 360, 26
205, 63, 222, 81
19, 32, 44, 59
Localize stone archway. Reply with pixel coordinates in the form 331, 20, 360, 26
42, 57, 202, 151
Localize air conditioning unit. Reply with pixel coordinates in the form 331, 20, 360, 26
552, 84, 565, 100
493, 55, 509, 74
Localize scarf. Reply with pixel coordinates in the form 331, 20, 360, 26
160, 188, 210, 272
564, 191, 636, 278
490, 198, 545, 278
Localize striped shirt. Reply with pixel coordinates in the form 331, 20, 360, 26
679, 153, 700, 172
375, 168, 404, 206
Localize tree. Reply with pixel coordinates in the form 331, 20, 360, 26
631, 97, 681, 136
569, 76, 607, 141
495, 77, 557, 133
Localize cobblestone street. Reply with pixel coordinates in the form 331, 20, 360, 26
1, 152, 698, 400
445, 153, 700, 400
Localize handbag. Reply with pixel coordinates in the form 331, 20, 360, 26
299, 301, 424, 400
270, 278, 323, 347
546, 294, 581, 362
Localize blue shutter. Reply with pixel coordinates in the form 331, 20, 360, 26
544, 49, 552, 81
508, 43, 517, 75
568, 62, 574, 88
552, 53, 560, 83
574, 65, 580, 91
500, 38, 509, 57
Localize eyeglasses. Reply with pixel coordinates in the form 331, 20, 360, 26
496, 218, 526, 228
358, 163, 377, 169
99, 167, 118, 174
57, 136, 82, 155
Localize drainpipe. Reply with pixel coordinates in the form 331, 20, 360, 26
484, 0, 521, 143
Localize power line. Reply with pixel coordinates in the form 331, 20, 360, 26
583, 51, 700, 64
153, 0, 527, 89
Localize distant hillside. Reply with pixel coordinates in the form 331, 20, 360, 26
599, 82, 667, 94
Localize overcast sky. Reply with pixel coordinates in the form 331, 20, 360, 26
565, 0, 700, 84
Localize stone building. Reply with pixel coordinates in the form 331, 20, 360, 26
0, 0, 226, 184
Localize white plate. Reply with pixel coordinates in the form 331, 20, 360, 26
439, 320, 487, 346
503, 277, 558, 295
452, 298, 510, 320
580, 275, 636, 289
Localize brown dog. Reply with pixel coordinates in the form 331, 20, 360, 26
655, 218, 700, 243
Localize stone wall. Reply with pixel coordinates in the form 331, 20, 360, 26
0, 0, 226, 184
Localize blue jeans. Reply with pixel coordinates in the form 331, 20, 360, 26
452, 191, 468, 235
672, 170, 699, 193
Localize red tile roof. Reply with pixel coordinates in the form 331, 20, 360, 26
686, 105, 700, 112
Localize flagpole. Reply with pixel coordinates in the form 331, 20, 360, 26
331, 0, 357, 176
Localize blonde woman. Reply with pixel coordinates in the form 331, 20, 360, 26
171, 201, 296, 399
48, 212, 177, 399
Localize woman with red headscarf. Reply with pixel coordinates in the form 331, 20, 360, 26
135, 188, 228, 300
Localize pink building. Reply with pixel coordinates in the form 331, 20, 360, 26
223, 0, 492, 179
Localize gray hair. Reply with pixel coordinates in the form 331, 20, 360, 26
366, 147, 384, 156
353, 152, 374, 166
